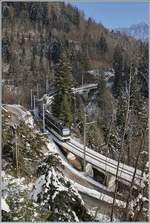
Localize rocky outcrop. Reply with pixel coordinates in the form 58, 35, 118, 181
67, 152, 82, 171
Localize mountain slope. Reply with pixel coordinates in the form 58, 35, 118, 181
115, 22, 148, 41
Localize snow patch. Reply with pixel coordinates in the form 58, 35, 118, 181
46, 138, 58, 154
30, 175, 45, 202
1, 198, 10, 212
2, 171, 29, 200
73, 182, 125, 208
3, 104, 34, 128
67, 152, 76, 161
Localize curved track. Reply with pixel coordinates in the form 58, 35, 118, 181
45, 118, 142, 187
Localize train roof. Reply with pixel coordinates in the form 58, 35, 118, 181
45, 111, 66, 128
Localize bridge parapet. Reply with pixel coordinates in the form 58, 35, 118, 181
65, 140, 142, 187
72, 83, 98, 94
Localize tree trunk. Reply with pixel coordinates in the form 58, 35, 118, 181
110, 65, 132, 221
15, 130, 19, 177
127, 144, 130, 165
124, 121, 147, 220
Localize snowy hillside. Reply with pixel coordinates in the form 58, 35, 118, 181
2, 105, 92, 221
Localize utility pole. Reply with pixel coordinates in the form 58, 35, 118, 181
73, 93, 76, 126
82, 73, 84, 87
46, 76, 49, 94
43, 103, 45, 132
30, 89, 33, 110
36, 83, 39, 98
31, 87, 39, 111
110, 64, 132, 221
33, 95, 36, 111
15, 129, 19, 177
83, 112, 87, 172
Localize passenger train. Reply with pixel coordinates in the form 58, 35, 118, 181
39, 110, 71, 141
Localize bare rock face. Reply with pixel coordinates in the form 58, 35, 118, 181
85, 163, 94, 178
67, 152, 82, 171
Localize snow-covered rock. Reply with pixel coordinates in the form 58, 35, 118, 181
30, 157, 92, 221
74, 182, 125, 208
67, 152, 76, 161
1, 198, 10, 213
3, 104, 34, 128
67, 152, 82, 170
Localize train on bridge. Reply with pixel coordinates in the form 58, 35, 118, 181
37, 106, 142, 188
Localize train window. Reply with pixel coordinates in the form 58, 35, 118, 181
62, 128, 70, 136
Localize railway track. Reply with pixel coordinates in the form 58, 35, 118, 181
44, 117, 142, 187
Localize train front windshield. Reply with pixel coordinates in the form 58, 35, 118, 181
62, 128, 70, 136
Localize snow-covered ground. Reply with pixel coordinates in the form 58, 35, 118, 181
1, 198, 10, 213
86, 91, 98, 115
73, 182, 125, 208
1, 171, 33, 213
89, 208, 119, 222
3, 104, 34, 127
1, 171, 33, 197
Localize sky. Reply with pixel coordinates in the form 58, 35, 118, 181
69, 2, 148, 29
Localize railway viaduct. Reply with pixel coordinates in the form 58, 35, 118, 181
39, 84, 143, 192
48, 128, 142, 192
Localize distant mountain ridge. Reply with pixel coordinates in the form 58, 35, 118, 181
115, 22, 148, 41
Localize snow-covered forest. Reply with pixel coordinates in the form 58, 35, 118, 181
2, 2, 148, 222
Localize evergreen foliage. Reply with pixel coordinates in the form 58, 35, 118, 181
137, 42, 148, 97
52, 52, 73, 127
97, 72, 107, 108
2, 108, 92, 222
2, 2, 148, 106
112, 45, 123, 98
1, 2, 149, 221
96, 34, 108, 54
31, 155, 92, 222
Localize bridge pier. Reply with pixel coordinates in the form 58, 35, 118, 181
106, 173, 116, 192
93, 167, 116, 190
85, 163, 94, 177
53, 140, 141, 190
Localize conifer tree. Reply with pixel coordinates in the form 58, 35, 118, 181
112, 45, 123, 98
52, 52, 73, 127
96, 34, 108, 54
97, 72, 106, 109
137, 42, 148, 98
